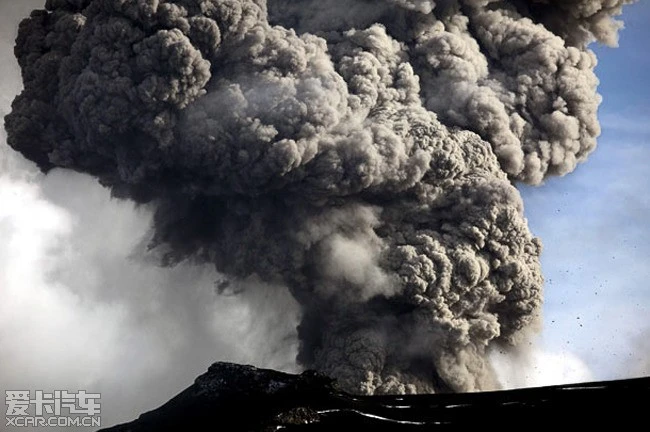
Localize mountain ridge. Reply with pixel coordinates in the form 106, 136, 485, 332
100, 362, 650, 431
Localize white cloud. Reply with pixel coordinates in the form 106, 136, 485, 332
0, 169, 301, 429
491, 346, 593, 389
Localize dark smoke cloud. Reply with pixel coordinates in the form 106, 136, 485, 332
5, 0, 632, 394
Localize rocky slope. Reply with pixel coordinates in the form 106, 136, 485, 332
100, 362, 649, 431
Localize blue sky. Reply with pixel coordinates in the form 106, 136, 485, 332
519, 0, 650, 381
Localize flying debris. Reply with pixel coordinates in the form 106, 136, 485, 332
5, 0, 635, 394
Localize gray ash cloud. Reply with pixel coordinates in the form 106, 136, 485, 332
4, 0, 633, 394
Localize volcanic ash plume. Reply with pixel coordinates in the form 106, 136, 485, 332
5, 0, 633, 394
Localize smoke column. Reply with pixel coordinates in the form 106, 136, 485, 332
5, 0, 634, 394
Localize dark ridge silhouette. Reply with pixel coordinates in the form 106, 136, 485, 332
100, 362, 650, 431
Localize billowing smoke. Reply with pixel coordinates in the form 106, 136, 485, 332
5, 0, 633, 394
